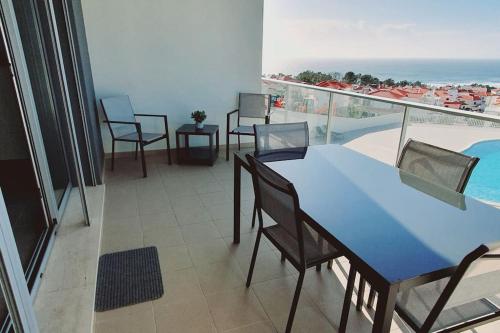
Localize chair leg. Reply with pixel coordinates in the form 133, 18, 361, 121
327, 259, 333, 270
251, 202, 256, 228
285, 271, 305, 333
134, 142, 138, 160
367, 287, 376, 309
237, 134, 241, 150
357, 277, 366, 311
226, 132, 230, 161
339, 265, 357, 333
139, 142, 147, 177
316, 264, 321, 272
246, 229, 262, 287
111, 140, 115, 171
166, 136, 172, 165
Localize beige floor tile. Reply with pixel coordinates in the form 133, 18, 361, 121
223, 233, 273, 263
154, 267, 205, 307
154, 298, 215, 333
102, 215, 141, 235
138, 195, 174, 216
224, 321, 276, 333
143, 225, 185, 248
213, 217, 256, 238
156, 245, 193, 272
271, 306, 334, 333
252, 276, 316, 321
101, 227, 144, 254
94, 301, 153, 323
188, 238, 233, 265
195, 259, 245, 295
164, 182, 198, 197
180, 221, 222, 245
104, 191, 138, 220
206, 287, 269, 332
207, 202, 233, 220
239, 200, 255, 216
194, 181, 225, 194
170, 194, 203, 209
173, 204, 213, 225
94, 304, 156, 333
200, 190, 232, 206
140, 210, 178, 231
237, 250, 294, 284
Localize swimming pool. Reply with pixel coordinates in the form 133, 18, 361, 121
463, 140, 500, 203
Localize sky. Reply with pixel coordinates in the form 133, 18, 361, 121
263, 0, 500, 73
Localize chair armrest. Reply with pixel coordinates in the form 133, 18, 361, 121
103, 120, 142, 135
227, 109, 239, 133
103, 120, 140, 126
134, 113, 168, 118
134, 114, 169, 136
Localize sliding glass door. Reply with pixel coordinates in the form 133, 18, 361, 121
12, 0, 72, 212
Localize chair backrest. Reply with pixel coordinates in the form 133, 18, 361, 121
397, 139, 479, 193
413, 242, 500, 332
254, 122, 309, 153
100, 95, 137, 138
238, 93, 271, 119
247, 154, 306, 264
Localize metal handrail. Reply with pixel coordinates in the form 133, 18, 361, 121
262, 78, 500, 123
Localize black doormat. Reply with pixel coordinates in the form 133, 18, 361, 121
95, 246, 163, 312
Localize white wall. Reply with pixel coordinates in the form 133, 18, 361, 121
81, 0, 264, 152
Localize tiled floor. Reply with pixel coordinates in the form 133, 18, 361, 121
94, 150, 499, 333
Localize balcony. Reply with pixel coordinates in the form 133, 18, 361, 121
2, 1, 500, 332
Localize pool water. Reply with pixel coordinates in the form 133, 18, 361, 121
463, 140, 500, 203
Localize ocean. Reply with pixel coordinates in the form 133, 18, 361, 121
269, 58, 500, 87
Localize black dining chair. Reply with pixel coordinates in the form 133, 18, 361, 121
101, 95, 172, 178
226, 93, 271, 161
245, 154, 342, 333
357, 139, 480, 313
346, 241, 500, 332
251, 122, 309, 228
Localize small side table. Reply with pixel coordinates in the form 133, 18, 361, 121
175, 124, 219, 166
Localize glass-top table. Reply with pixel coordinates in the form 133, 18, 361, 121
232, 144, 500, 332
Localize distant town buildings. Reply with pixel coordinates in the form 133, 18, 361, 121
266, 74, 494, 113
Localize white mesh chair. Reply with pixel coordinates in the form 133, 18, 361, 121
226, 93, 271, 160
246, 154, 342, 333
101, 95, 171, 177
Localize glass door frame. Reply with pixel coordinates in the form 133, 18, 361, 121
0, 189, 39, 333
1, 0, 89, 226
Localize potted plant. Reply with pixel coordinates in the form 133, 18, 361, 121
191, 110, 207, 130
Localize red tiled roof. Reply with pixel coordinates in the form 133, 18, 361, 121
315, 80, 352, 90
369, 89, 406, 100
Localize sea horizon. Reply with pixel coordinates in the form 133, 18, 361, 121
263, 58, 500, 87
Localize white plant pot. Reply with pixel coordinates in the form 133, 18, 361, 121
196, 122, 204, 130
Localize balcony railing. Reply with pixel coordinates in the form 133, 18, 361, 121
262, 78, 500, 167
